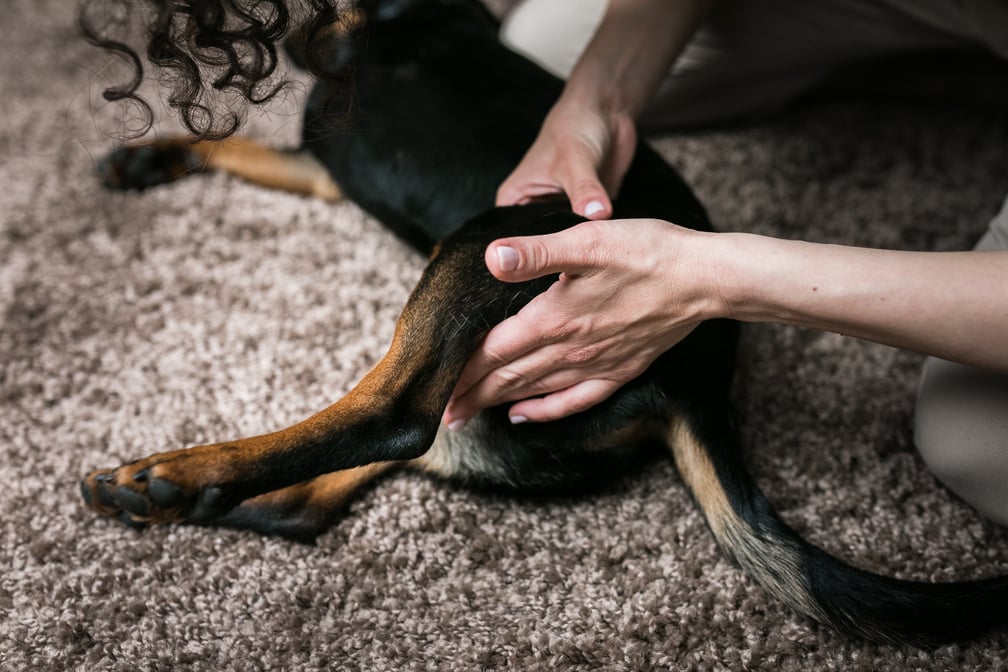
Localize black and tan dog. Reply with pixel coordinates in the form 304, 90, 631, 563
79, 0, 1008, 647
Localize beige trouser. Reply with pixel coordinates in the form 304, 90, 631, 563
502, 0, 1008, 524
915, 197, 1008, 526
501, 0, 1008, 129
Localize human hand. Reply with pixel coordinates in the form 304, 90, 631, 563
442, 218, 721, 427
495, 99, 638, 220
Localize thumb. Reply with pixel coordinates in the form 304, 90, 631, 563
561, 162, 612, 220
569, 181, 612, 220
485, 223, 604, 282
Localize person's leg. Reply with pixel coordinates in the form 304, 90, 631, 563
499, 0, 607, 81
500, 0, 977, 130
914, 194, 1008, 527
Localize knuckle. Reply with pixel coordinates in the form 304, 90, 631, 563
479, 345, 511, 369
492, 367, 527, 390
567, 393, 599, 415
571, 222, 606, 262
495, 185, 516, 205
489, 351, 515, 370
528, 238, 552, 272
571, 179, 605, 202
540, 317, 576, 343
564, 344, 603, 366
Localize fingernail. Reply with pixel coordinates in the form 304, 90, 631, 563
510, 415, 528, 425
584, 201, 605, 217
496, 246, 519, 272
447, 419, 467, 432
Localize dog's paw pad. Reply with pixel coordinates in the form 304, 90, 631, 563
98, 144, 196, 191
111, 485, 151, 517
80, 452, 243, 528
80, 472, 117, 514
147, 477, 185, 508
188, 486, 236, 522
79, 479, 94, 508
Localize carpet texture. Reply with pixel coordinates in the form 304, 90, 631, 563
2, 1, 1008, 670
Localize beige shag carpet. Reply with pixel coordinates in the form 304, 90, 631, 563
2, 1, 1007, 669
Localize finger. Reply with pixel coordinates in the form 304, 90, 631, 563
496, 178, 564, 207
445, 346, 585, 426
497, 166, 610, 218
447, 306, 556, 405
597, 114, 638, 200
568, 183, 611, 220
496, 150, 565, 207
507, 379, 621, 423
485, 222, 608, 282
557, 156, 612, 220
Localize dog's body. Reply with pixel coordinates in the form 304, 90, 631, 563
81, 0, 1008, 647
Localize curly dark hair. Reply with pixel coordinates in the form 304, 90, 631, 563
78, 0, 357, 139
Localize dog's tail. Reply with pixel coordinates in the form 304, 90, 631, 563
669, 398, 1008, 647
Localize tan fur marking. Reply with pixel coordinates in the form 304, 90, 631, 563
668, 418, 734, 541
240, 462, 395, 512
668, 417, 825, 621
187, 138, 342, 200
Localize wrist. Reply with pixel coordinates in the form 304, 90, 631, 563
564, 72, 633, 118
558, 75, 636, 127
562, 0, 717, 120
688, 231, 779, 323
665, 226, 735, 323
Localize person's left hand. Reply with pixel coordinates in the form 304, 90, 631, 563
442, 218, 721, 428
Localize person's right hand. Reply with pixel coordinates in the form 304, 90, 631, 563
495, 99, 638, 220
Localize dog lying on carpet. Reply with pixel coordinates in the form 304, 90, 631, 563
77, 0, 1008, 647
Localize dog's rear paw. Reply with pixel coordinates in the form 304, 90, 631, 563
80, 448, 241, 528
97, 142, 200, 191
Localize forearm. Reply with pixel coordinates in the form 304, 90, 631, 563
562, 0, 717, 118
709, 233, 1008, 372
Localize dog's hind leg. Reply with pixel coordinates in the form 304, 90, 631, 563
98, 137, 342, 200
79, 206, 573, 530
78, 306, 455, 528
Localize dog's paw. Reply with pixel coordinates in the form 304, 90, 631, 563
97, 142, 199, 191
80, 447, 242, 528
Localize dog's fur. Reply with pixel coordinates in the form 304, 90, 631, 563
80, 0, 1008, 647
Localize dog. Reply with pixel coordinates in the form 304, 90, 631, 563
78, 0, 1008, 647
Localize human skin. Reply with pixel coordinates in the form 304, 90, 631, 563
442, 220, 1008, 426
496, 0, 716, 219
449, 0, 718, 427
443, 0, 1008, 426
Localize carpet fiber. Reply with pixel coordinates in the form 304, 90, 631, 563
2, 1, 1007, 670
